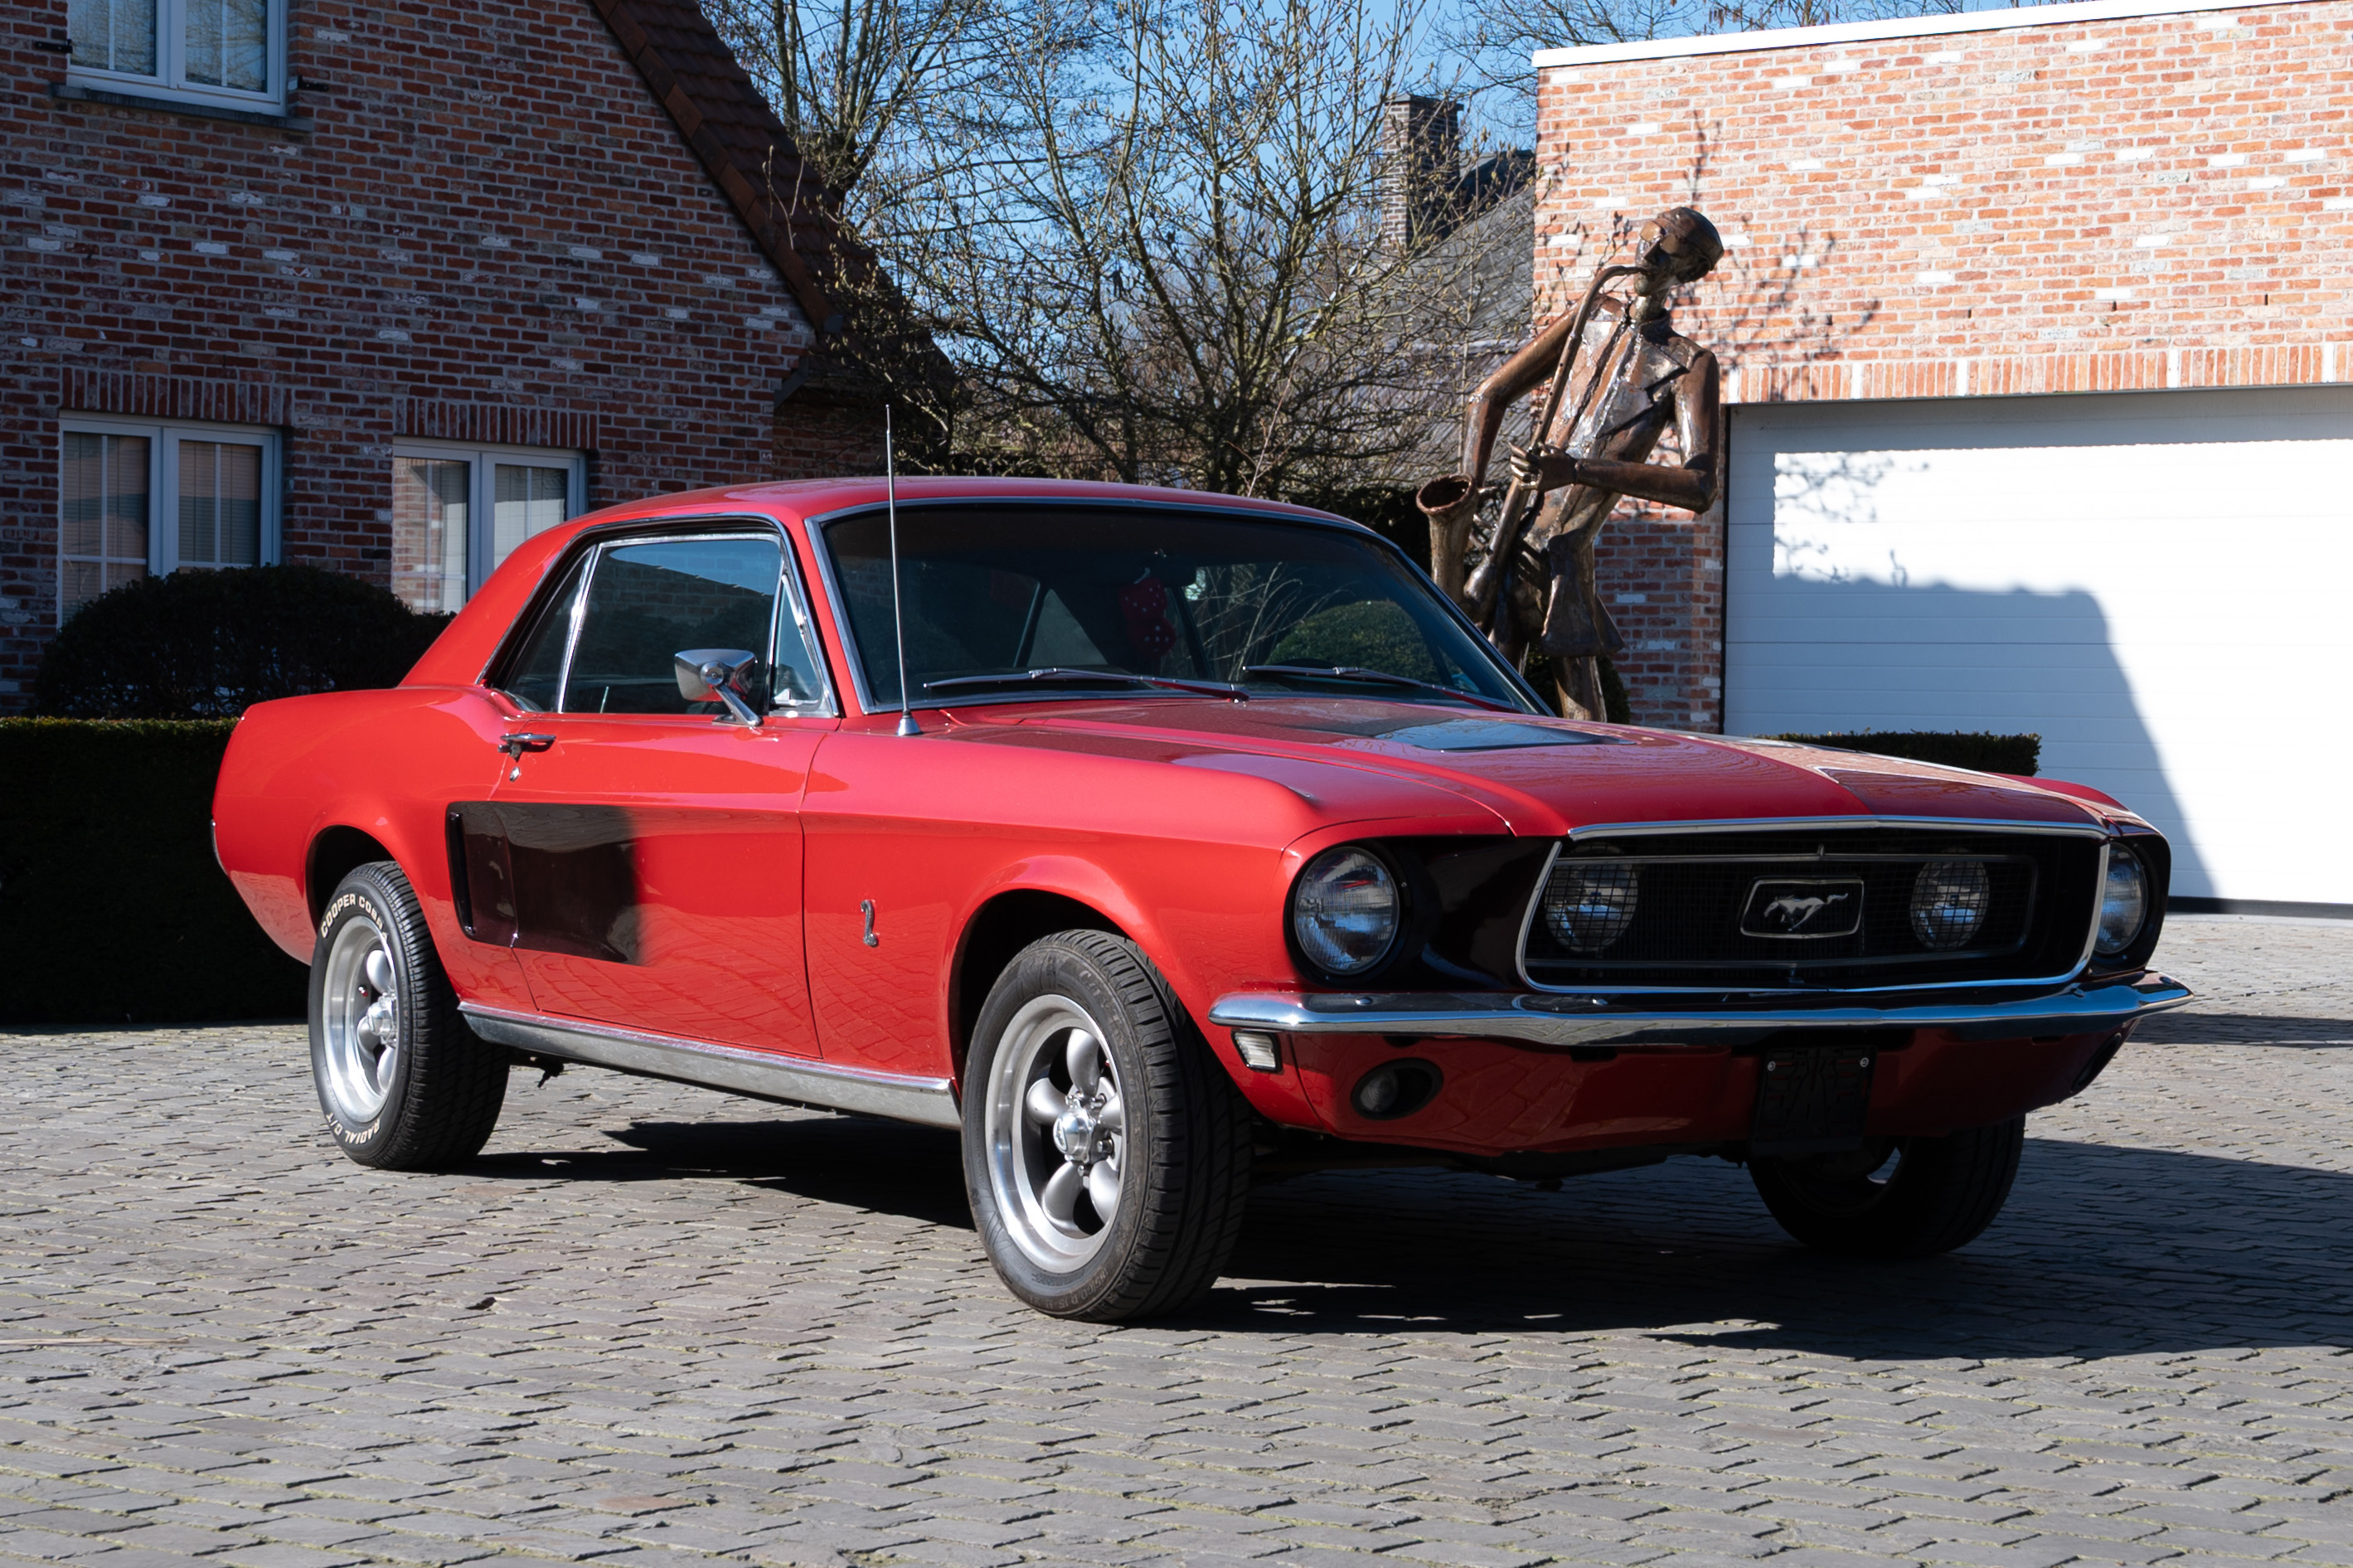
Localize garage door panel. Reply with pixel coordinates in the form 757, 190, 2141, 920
1728, 387, 2353, 905
1735, 384, 2353, 449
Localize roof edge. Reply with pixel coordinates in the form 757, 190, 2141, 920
586, 0, 841, 334
1532, 0, 2326, 68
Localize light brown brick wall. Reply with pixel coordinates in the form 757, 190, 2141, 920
1534, 0, 2353, 728
0, 0, 881, 705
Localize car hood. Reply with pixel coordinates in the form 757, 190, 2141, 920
953, 697, 2108, 837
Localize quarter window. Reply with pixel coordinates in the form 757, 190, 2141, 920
391, 444, 586, 614
66, 0, 284, 110
57, 419, 279, 623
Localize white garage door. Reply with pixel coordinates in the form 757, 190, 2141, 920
1725, 386, 2353, 909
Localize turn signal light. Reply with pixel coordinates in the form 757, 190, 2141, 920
1232, 1031, 1282, 1072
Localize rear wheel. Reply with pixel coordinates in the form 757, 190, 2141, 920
1749, 1117, 2024, 1259
310, 861, 507, 1170
963, 930, 1253, 1321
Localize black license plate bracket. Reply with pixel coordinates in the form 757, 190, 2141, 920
1750, 1035, 1897, 1155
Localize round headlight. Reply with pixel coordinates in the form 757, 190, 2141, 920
1291, 847, 1400, 976
1910, 858, 1990, 950
2096, 846, 2148, 957
1544, 859, 1639, 953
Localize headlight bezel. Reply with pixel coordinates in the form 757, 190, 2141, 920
2094, 843, 2151, 959
1288, 843, 1407, 982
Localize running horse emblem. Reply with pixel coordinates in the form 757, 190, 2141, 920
1763, 892, 1849, 932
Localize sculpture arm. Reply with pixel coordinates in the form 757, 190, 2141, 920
1516, 347, 1722, 513
1458, 309, 1581, 485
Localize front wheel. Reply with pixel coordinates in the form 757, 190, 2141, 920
1749, 1117, 2024, 1259
963, 930, 1253, 1321
310, 861, 507, 1170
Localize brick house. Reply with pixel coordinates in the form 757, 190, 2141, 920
1539, 0, 2351, 909
2, 0, 917, 703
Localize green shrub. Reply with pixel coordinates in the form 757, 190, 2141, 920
34, 564, 450, 719
0, 719, 305, 1024
1773, 731, 2040, 776
1270, 600, 1443, 682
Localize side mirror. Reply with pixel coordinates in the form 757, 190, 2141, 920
673, 648, 764, 726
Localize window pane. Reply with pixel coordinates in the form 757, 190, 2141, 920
69, 0, 158, 78
501, 553, 589, 712
60, 432, 151, 621
183, 0, 267, 91
564, 539, 779, 715
177, 439, 262, 569
392, 458, 471, 613
492, 464, 570, 570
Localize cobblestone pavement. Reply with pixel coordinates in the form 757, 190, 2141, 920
3, 918, 2349, 1568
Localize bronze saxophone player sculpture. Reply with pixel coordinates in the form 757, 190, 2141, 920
1416, 206, 1725, 722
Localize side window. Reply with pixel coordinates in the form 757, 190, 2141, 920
500, 554, 588, 712
564, 536, 782, 716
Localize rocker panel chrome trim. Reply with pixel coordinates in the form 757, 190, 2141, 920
459, 1003, 962, 1129
1207, 973, 2192, 1050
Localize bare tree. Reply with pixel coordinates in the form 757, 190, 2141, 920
872, 0, 1516, 495
704, 0, 1007, 213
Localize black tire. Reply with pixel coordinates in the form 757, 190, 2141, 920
1749, 1117, 2025, 1259
962, 930, 1254, 1321
308, 861, 507, 1171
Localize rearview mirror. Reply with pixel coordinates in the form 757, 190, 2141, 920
674, 648, 764, 726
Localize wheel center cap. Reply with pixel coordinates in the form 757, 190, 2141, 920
1052, 1104, 1097, 1163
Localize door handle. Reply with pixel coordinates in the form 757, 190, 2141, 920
497, 733, 556, 758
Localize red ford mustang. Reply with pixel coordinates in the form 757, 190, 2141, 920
215, 478, 2189, 1319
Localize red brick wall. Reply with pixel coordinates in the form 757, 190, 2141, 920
1, 0, 881, 706
1535, 0, 2353, 728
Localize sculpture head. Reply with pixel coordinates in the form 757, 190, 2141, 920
1634, 207, 1724, 294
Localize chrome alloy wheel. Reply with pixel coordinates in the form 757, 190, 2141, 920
984, 994, 1127, 1272
320, 915, 401, 1123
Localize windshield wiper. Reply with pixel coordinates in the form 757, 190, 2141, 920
1240, 663, 1522, 713
924, 667, 1248, 700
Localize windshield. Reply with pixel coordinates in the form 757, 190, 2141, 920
821, 505, 1535, 713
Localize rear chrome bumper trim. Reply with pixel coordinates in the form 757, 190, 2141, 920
1207, 973, 2193, 1049
458, 1003, 962, 1129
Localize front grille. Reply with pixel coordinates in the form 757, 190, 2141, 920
1520, 828, 2103, 990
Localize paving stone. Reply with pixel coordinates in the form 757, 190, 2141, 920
1, 918, 2349, 1568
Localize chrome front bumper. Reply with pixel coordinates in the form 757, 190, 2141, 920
1207, 973, 2193, 1050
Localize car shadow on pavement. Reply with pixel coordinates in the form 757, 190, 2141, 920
468, 1114, 977, 1231
1204, 1138, 2353, 1355
471, 1116, 2351, 1358
2132, 1012, 2353, 1046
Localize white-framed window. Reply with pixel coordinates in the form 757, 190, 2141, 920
65, 0, 286, 113
391, 442, 589, 614
58, 417, 282, 624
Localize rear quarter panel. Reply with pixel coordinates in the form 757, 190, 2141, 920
214, 685, 531, 1010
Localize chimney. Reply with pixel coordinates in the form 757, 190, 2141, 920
1380, 95, 1461, 250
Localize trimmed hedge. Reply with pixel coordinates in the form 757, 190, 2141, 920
34, 564, 449, 720
1773, 730, 2040, 776
0, 719, 306, 1025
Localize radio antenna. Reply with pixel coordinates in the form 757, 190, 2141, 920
885, 405, 919, 737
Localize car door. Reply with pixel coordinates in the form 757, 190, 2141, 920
458, 526, 836, 1056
